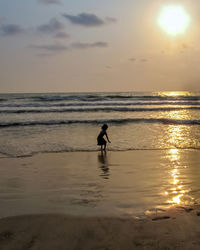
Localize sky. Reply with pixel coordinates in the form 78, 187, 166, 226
0, 0, 200, 93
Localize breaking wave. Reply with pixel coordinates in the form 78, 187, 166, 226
1, 118, 200, 128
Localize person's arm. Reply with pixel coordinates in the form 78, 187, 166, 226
105, 132, 111, 143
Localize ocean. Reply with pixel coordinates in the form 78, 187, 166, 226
0, 91, 200, 157
0, 91, 200, 218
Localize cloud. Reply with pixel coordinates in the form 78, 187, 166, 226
129, 58, 136, 62
30, 43, 68, 52
38, 0, 61, 5
0, 24, 24, 36
37, 18, 64, 34
105, 17, 117, 23
62, 13, 106, 27
54, 31, 69, 38
71, 41, 108, 49
141, 58, 148, 62
30, 41, 108, 55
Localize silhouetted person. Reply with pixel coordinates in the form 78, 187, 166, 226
97, 124, 111, 151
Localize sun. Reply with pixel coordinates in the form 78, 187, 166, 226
158, 5, 190, 36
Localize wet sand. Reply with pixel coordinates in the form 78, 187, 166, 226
0, 206, 200, 250
0, 150, 200, 218
0, 150, 200, 249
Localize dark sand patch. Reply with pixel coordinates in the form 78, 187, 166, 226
0, 206, 200, 250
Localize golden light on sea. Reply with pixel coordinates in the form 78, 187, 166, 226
164, 149, 193, 207
168, 194, 183, 205
162, 91, 190, 97
158, 5, 190, 36
167, 149, 185, 205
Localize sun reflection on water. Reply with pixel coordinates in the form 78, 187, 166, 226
169, 194, 183, 205
169, 148, 179, 161
163, 107, 192, 148
167, 126, 186, 148
167, 149, 184, 205
159, 91, 193, 97
165, 149, 193, 206
149, 92, 197, 212
166, 110, 191, 120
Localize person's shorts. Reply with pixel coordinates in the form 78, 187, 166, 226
97, 138, 106, 145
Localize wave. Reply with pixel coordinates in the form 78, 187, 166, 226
1, 106, 200, 114
29, 94, 106, 102
1, 146, 200, 158
1, 118, 200, 128
104, 95, 200, 101
1, 93, 200, 103
1, 101, 200, 108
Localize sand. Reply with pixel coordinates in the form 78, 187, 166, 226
0, 150, 200, 249
0, 150, 200, 218
0, 206, 200, 250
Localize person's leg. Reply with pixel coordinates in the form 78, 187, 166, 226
103, 141, 107, 151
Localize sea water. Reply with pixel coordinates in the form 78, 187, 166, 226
1, 91, 200, 157
0, 91, 200, 217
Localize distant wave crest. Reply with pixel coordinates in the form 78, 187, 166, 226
1, 93, 200, 103
1, 101, 200, 109
1, 118, 200, 128
1, 106, 200, 114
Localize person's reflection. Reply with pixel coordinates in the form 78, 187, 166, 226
97, 151, 110, 179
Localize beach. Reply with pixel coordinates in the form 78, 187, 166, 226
2, 0, 200, 245
0, 150, 200, 218
0, 150, 200, 249
1, 92, 200, 249
0, 205, 200, 249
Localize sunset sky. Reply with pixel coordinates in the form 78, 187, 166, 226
1, 0, 200, 93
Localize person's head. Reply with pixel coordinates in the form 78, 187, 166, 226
101, 124, 108, 131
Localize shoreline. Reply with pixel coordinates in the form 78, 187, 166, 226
0, 150, 200, 219
0, 205, 200, 250
1, 147, 200, 159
